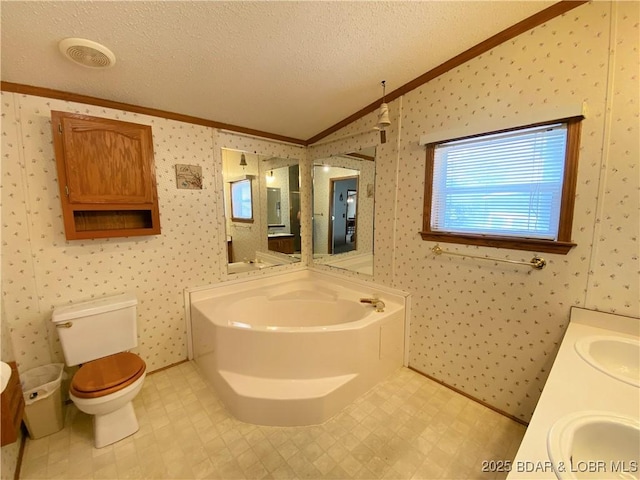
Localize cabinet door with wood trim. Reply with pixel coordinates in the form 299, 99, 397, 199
1, 362, 24, 446
268, 236, 295, 254
52, 111, 161, 240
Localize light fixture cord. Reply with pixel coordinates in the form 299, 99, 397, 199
381, 80, 386, 103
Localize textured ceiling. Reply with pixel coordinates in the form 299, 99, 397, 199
1, 1, 556, 141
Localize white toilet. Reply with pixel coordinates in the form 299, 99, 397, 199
52, 292, 146, 448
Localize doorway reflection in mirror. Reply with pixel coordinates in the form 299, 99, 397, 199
312, 147, 375, 275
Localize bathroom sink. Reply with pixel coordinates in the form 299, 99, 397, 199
548, 412, 640, 480
1, 361, 11, 393
575, 336, 640, 387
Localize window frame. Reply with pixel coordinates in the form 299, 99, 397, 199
420, 116, 583, 254
229, 178, 254, 223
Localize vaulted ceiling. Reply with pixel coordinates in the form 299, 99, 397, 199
1, 1, 558, 142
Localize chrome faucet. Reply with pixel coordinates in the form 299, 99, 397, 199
360, 297, 385, 312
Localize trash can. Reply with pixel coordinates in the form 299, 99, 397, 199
21, 363, 65, 439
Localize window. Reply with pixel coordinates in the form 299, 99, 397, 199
230, 178, 253, 222
421, 117, 582, 254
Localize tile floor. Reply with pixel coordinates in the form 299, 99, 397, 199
19, 363, 526, 479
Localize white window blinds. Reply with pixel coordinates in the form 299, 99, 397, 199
431, 123, 568, 240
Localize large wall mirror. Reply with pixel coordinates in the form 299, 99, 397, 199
221, 149, 301, 274
312, 147, 375, 275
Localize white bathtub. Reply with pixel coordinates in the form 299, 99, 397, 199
187, 269, 408, 426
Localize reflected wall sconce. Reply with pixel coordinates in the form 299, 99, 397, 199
339, 193, 344, 201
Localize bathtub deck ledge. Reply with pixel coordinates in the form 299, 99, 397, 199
219, 370, 357, 400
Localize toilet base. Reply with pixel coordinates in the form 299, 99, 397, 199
92, 401, 139, 448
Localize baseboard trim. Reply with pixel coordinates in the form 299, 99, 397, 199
148, 358, 190, 375
408, 366, 529, 427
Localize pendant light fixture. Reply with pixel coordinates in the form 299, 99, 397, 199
376, 80, 391, 144
239, 153, 247, 167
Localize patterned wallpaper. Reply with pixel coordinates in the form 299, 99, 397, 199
394, 6, 611, 420
0, 95, 305, 375
585, 2, 639, 313
407, 2, 638, 421
1, 94, 221, 372
0, 1, 637, 427
309, 1, 638, 421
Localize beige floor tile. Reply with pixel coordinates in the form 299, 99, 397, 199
66, 458, 94, 480
326, 440, 350, 464
412, 458, 445, 479
190, 457, 215, 479
236, 447, 261, 471
339, 453, 363, 477
92, 462, 118, 480
319, 464, 348, 479
259, 448, 287, 472
19, 364, 527, 480
20, 455, 49, 480
243, 460, 269, 480
163, 458, 195, 479
312, 452, 337, 476
24, 437, 49, 461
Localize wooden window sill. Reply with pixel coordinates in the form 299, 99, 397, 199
419, 231, 576, 255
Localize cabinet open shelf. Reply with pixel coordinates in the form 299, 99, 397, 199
52, 111, 161, 240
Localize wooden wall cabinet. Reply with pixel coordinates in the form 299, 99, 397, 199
268, 235, 295, 254
51, 111, 161, 240
1, 362, 25, 446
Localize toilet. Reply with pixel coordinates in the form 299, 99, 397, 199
52, 292, 146, 448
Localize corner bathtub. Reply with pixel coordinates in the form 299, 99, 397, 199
187, 269, 408, 426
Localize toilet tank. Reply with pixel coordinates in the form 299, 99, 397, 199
52, 293, 138, 366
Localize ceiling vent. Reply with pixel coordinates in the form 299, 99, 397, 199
58, 38, 116, 69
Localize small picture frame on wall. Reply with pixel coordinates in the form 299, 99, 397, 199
175, 164, 203, 190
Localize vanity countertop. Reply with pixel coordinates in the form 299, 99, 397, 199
268, 233, 294, 238
507, 307, 639, 479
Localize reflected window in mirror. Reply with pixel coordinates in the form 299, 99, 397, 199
221, 148, 302, 274
230, 178, 253, 222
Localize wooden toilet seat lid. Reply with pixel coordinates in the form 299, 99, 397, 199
71, 352, 146, 399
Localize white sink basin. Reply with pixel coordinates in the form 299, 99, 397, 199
548, 412, 640, 480
1, 361, 11, 393
575, 336, 640, 387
